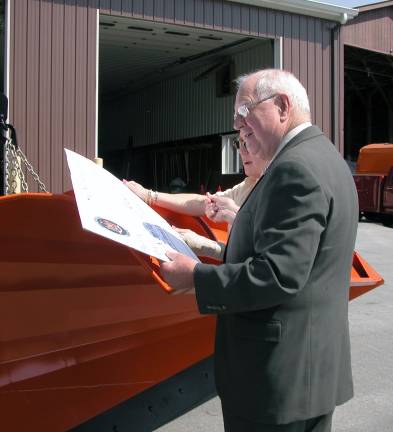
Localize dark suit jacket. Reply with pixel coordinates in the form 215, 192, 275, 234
194, 126, 358, 424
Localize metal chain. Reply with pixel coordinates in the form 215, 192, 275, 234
4, 136, 48, 193
4, 138, 23, 193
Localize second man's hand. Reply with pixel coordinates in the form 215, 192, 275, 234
160, 250, 198, 293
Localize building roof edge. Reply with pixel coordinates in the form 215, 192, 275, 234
226, 0, 358, 24
357, 1, 393, 13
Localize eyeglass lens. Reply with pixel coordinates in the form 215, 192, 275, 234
234, 94, 276, 121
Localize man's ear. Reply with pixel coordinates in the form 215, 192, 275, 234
276, 94, 290, 120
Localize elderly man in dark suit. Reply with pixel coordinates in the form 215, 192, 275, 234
161, 69, 358, 432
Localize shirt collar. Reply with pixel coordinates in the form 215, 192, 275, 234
262, 122, 312, 174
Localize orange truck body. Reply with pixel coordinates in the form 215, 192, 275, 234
354, 144, 393, 225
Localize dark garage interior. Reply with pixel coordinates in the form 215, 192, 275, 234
98, 15, 273, 193
344, 44, 393, 163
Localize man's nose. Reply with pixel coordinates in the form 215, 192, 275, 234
233, 116, 245, 130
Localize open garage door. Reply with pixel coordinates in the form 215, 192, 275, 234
98, 15, 274, 193
344, 45, 393, 167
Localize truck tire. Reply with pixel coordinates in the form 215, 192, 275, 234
381, 214, 393, 227
363, 212, 380, 223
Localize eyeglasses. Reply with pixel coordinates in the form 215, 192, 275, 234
232, 137, 247, 152
234, 93, 277, 122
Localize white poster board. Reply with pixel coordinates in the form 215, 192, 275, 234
65, 149, 199, 263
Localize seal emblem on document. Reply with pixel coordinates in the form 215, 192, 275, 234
95, 217, 129, 236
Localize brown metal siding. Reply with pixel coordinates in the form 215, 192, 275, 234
342, 7, 393, 54
11, 0, 27, 181
63, 1, 77, 192
337, 29, 344, 155
9, 0, 97, 193
26, 0, 39, 190
10, 0, 334, 192
39, 1, 52, 191
51, 1, 65, 193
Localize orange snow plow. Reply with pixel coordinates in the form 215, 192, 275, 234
0, 192, 384, 431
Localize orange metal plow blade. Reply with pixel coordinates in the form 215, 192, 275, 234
0, 192, 383, 430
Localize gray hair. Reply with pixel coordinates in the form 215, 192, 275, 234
236, 69, 311, 116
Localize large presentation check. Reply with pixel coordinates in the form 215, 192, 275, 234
65, 149, 199, 263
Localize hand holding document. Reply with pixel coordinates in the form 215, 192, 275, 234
65, 149, 200, 263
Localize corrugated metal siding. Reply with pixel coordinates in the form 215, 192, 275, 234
9, 0, 97, 193
341, 7, 393, 54
337, 28, 344, 155
10, 0, 334, 192
100, 41, 273, 148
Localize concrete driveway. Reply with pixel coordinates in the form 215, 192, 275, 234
156, 221, 393, 432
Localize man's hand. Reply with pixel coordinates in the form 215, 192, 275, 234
160, 250, 198, 293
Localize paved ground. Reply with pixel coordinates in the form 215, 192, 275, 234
157, 221, 393, 432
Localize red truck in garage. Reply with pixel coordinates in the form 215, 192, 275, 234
354, 144, 393, 227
